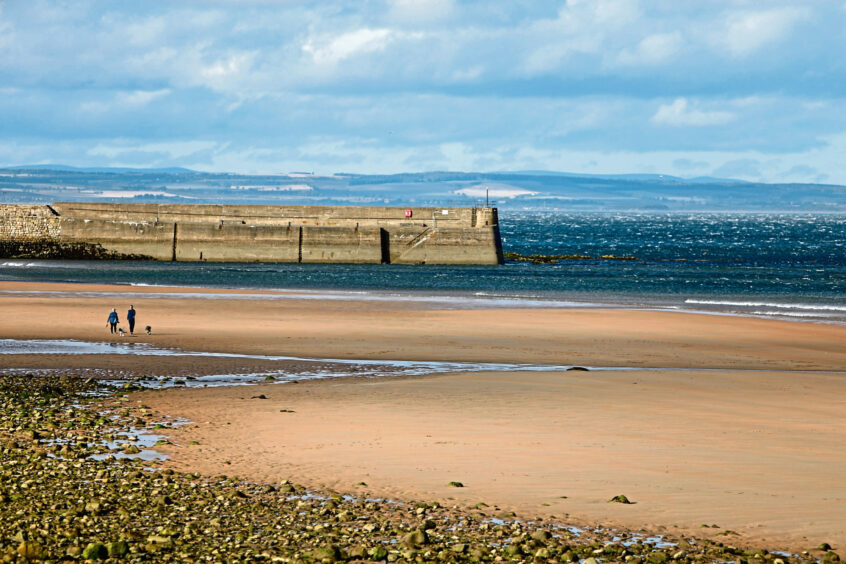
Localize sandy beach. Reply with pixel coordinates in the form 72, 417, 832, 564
142, 369, 846, 552
1, 281, 844, 370
2, 281, 845, 552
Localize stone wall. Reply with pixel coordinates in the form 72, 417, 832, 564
0, 205, 60, 241
49, 203, 482, 228
59, 218, 176, 261
1, 203, 503, 264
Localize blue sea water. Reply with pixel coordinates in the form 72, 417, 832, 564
1, 212, 844, 323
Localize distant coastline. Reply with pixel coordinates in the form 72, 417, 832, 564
2, 166, 844, 211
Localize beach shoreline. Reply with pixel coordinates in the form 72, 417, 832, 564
1, 280, 845, 554
2, 275, 845, 326
1, 281, 844, 369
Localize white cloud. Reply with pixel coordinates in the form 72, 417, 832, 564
117, 89, 171, 107
802, 100, 828, 111
123, 15, 168, 46
451, 65, 484, 81
777, 164, 819, 182
87, 140, 219, 160
2, 3, 846, 184
651, 98, 735, 127
564, 0, 641, 28
5, 126, 846, 184
720, 7, 809, 57
0, 7, 12, 51
389, 0, 454, 24
302, 28, 395, 65
616, 32, 682, 66
127, 46, 179, 70
521, 0, 639, 74
201, 52, 256, 79
78, 89, 172, 114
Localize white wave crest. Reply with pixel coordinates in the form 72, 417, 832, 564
749, 311, 837, 318
685, 299, 846, 312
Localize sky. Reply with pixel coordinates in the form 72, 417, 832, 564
1, 0, 845, 184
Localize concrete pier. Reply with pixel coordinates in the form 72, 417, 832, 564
0, 203, 504, 265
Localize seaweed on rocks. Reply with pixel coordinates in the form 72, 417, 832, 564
503, 251, 637, 264
0, 240, 152, 260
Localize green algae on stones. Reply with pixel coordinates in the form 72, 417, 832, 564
400, 529, 428, 547
369, 545, 389, 560
82, 542, 109, 559
107, 539, 129, 557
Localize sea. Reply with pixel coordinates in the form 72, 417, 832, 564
1, 212, 844, 325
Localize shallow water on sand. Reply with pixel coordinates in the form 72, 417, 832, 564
4, 339, 841, 391
0, 338, 606, 388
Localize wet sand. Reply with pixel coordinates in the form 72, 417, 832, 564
1, 353, 330, 381
1, 281, 844, 370
142, 369, 846, 552
2, 281, 846, 552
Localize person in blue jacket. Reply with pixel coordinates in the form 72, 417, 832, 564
107, 308, 119, 334
127, 305, 136, 335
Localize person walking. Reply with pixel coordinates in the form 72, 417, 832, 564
107, 308, 119, 334
127, 305, 136, 335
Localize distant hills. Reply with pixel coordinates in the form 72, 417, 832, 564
1, 166, 844, 212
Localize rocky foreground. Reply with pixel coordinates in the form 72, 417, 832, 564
0, 374, 841, 563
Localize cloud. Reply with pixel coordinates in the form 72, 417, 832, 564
720, 7, 809, 57
117, 89, 172, 107
651, 98, 735, 127
389, 0, 454, 24
0, 6, 13, 50
566, 0, 641, 28
451, 66, 485, 82
778, 164, 819, 181
87, 140, 220, 161
1, 2, 846, 184
712, 159, 762, 179
615, 32, 683, 66
520, 0, 640, 74
302, 28, 395, 66
4, 129, 846, 185
78, 89, 172, 115
123, 15, 169, 46
672, 158, 710, 171
202, 53, 255, 79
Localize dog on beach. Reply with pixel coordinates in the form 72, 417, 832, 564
118, 328, 126, 336
145, 325, 152, 335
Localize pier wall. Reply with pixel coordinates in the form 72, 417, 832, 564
0, 204, 60, 241
1, 203, 503, 265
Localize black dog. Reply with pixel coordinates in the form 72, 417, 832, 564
145, 325, 152, 335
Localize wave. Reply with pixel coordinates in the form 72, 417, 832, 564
1, 260, 77, 269
685, 299, 846, 312
748, 311, 838, 318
